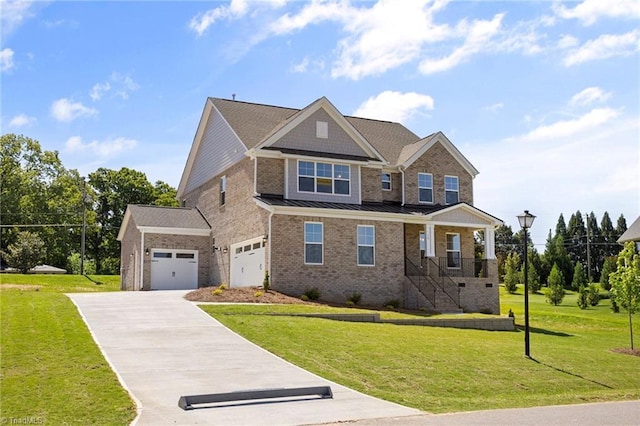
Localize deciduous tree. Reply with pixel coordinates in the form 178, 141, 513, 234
609, 242, 640, 350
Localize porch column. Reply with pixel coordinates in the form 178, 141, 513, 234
484, 226, 496, 260
424, 223, 435, 258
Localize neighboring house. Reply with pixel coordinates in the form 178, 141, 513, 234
618, 216, 640, 251
119, 97, 503, 313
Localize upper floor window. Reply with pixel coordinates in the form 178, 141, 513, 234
418, 173, 433, 203
445, 175, 459, 204
304, 222, 323, 265
316, 121, 328, 139
220, 175, 227, 206
381, 173, 391, 191
357, 225, 375, 266
298, 161, 350, 195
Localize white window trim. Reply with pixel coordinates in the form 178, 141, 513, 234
382, 173, 392, 191
357, 225, 375, 266
304, 221, 324, 265
418, 172, 433, 204
297, 160, 351, 196
446, 232, 461, 269
445, 175, 459, 205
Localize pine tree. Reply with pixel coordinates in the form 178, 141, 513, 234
527, 250, 541, 293
503, 252, 521, 294
600, 257, 616, 291
546, 264, 565, 305
572, 262, 587, 291
577, 286, 589, 309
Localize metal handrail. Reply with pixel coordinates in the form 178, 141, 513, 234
425, 257, 460, 307
438, 257, 488, 278
404, 257, 436, 308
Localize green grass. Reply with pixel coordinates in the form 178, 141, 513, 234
200, 286, 640, 414
1, 274, 136, 425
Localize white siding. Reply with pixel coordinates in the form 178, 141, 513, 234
184, 109, 246, 194
431, 208, 493, 225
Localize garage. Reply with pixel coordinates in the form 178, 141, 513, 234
230, 237, 266, 287
150, 249, 198, 290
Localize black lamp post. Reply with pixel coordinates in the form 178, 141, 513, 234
517, 210, 536, 358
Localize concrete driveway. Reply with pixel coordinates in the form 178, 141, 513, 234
68, 291, 424, 425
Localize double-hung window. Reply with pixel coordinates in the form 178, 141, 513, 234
381, 173, 391, 191
304, 222, 323, 265
298, 161, 350, 195
357, 225, 375, 266
445, 175, 459, 204
418, 173, 433, 203
446, 233, 461, 268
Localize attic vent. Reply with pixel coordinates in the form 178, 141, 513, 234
316, 121, 328, 139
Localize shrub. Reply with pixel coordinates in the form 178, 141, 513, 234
346, 292, 362, 305
219, 283, 228, 290
300, 294, 309, 302
254, 291, 263, 298
67, 252, 96, 275
262, 271, 270, 291
577, 286, 589, 309
345, 300, 355, 307
303, 287, 321, 300
384, 299, 400, 309
587, 283, 600, 306
1, 231, 45, 273
212, 288, 223, 296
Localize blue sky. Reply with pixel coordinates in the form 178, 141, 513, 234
2, 0, 639, 246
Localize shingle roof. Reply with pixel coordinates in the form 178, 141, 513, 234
128, 205, 210, 229
210, 97, 422, 164
618, 216, 640, 243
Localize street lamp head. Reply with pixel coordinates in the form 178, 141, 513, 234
517, 210, 536, 230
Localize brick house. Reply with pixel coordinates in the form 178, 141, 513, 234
119, 97, 503, 313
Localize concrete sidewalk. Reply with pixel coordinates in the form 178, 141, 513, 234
67, 291, 423, 425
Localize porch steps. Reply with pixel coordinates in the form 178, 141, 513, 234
403, 276, 463, 314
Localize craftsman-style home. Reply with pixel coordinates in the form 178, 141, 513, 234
118, 97, 503, 313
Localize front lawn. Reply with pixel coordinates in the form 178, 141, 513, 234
0, 275, 136, 425
200, 286, 639, 413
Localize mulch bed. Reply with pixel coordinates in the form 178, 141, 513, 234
610, 347, 640, 357
185, 286, 317, 305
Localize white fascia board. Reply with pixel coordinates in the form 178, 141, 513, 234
254, 97, 388, 164
402, 132, 479, 178
249, 147, 385, 166
424, 203, 503, 227
137, 226, 211, 236
116, 209, 132, 241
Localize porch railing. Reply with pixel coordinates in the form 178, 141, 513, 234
437, 257, 488, 278
404, 257, 436, 308
424, 257, 460, 308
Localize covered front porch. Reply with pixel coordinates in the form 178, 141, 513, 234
402, 203, 502, 314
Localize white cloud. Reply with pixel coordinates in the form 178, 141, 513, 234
189, 0, 250, 36
89, 72, 139, 101
0, 48, 15, 72
1, 0, 37, 37
9, 113, 36, 128
90, 82, 111, 101
353, 91, 434, 124
557, 34, 579, 49
563, 30, 640, 66
50, 98, 98, 122
484, 102, 504, 112
419, 13, 504, 74
509, 107, 620, 143
65, 136, 137, 158
554, 0, 640, 26
569, 87, 611, 107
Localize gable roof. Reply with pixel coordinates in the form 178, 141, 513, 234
618, 216, 640, 243
399, 131, 479, 178
117, 205, 211, 241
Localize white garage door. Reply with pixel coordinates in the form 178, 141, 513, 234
150, 249, 198, 290
230, 238, 265, 287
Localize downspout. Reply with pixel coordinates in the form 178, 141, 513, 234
267, 211, 273, 281
399, 166, 406, 206
140, 231, 145, 291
